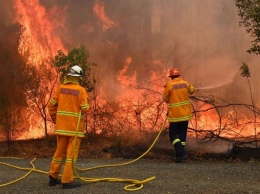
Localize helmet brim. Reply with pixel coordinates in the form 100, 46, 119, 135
67, 73, 82, 77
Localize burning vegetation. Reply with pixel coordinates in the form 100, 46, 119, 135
0, 0, 260, 157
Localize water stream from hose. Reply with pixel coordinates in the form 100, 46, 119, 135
196, 71, 238, 90
196, 82, 229, 90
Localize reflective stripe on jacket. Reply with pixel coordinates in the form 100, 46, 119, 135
163, 78, 195, 123
48, 82, 89, 137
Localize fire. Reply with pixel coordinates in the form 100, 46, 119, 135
105, 40, 118, 48
117, 56, 137, 87
14, 0, 66, 65
93, 0, 117, 31
103, 57, 166, 132
2, 0, 259, 147
189, 103, 260, 140
10, 0, 66, 140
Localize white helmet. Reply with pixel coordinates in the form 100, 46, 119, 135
67, 65, 83, 77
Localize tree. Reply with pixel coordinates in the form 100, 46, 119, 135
53, 45, 96, 92
0, 23, 29, 146
19, 62, 59, 138
235, 0, 260, 55
19, 45, 97, 138
240, 62, 257, 148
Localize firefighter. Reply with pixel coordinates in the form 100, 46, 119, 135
163, 68, 195, 163
48, 65, 90, 189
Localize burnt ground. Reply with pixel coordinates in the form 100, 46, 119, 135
1, 133, 260, 193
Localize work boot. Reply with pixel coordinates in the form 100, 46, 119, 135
49, 175, 61, 186
173, 142, 186, 157
62, 181, 82, 189
175, 154, 188, 163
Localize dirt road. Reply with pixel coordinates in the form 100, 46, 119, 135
1, 158, 260, 194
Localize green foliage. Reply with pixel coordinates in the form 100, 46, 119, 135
240, 62, 251, 77
53, 45, 96, 92
235, 0, 260, 55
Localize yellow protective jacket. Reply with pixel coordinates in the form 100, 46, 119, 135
48, 78, 90, 138
163, 77, 195, 123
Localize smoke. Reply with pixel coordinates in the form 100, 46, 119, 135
187, 137, 234, 154
2, 0, 259, 92
195, 56, 239, 90
1, 0, 260, 143
0, 1, 13, 23
150, 129, 234, 154
34, 0, 259, 99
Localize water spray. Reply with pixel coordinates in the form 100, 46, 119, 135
195, 67, 239, 90
196, 78, 237, 90
196, 83, 228, 90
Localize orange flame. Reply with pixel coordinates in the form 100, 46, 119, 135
11, 0, 67, 140
7, 1, 259, 143
93, 0, 117, 31
14, 0, 66, 65
189, 103, 260, 139
117, 56, 137, 87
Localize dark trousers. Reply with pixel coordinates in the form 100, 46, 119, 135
169, 121, 188, 157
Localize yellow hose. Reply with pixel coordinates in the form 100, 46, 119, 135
0, 113, 167, 191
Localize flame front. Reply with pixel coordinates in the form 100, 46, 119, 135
4, 0, 259, 145
93, 0, 117, 31
12, 0, 67, 140
14, 0, 66, 65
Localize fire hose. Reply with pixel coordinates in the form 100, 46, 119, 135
0, 111, 168, 191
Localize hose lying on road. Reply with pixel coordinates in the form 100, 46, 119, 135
0, 115, 167, 191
